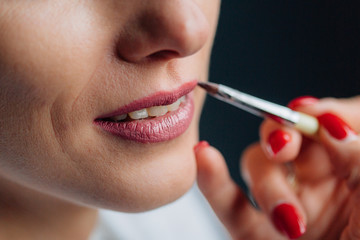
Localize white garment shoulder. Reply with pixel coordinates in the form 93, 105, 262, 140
89, 184, 230, 240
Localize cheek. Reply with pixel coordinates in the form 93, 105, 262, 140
0, 1, 110, 171
0, 2, 111, 100
0, 2, 112, 199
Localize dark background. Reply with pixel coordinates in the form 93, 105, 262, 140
200, 1, 360, 189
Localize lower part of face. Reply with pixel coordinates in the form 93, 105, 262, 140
0, 0, 220, 211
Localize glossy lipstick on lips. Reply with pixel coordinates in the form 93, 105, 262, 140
95, 81, 196, 143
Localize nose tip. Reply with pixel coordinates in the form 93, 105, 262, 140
116, 1, 210, 63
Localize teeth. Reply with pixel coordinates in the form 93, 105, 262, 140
128, 109, 148, 120
110, 96, 186, 121
112, 114, 127, 121
148, 105, 168, 117
167, 98, 181, 111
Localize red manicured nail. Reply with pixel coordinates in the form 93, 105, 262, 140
317, 113, 356, 140
267, 130, 291, 156
193, 141, 209, 153
271, 203, 306, 239
287, 96, 319, 110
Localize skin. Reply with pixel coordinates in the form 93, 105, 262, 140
0, 1, 220, 239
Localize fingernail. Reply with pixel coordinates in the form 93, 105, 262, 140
288, 96, 319, 110
317, 113, 357, 141
267, 130, 291, 156
271, 203, 306, 239
193, 141, 209, 153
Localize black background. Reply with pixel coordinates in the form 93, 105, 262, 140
200, 0, 360, 188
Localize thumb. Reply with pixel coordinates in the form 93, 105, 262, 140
317, 113, 360, 240
317, 112, 360, 190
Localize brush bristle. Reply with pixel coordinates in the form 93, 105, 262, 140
197, 82, 218, 95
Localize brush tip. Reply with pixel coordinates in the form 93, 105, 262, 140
197, 82, 218, 94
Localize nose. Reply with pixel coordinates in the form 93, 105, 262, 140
116, 1, 210, 62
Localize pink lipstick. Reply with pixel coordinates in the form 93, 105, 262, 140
94, 81, 197, 143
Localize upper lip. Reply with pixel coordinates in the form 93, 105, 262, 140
96, 80, 197, 119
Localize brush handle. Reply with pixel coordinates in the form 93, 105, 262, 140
216, 84, 319, 136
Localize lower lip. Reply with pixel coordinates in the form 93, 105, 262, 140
94, 95, 194, 143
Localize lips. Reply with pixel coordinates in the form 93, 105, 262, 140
94, 81, 197, 143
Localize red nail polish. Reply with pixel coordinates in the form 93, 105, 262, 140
287, 96, 318, 110
193, 141, 209, 153
267, 130, 291, 155
317, 113, 356, 140
271, 203, 306, 239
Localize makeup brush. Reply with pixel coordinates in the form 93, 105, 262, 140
197, 82, 318, 136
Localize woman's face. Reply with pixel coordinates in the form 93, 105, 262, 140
0, 0, 220, 211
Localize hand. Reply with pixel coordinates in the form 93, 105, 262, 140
194, 96, 360, 239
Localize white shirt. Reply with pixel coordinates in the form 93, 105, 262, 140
89, 184, 230, 240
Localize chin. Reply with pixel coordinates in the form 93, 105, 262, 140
65, 124, 199, 213
85, 153, 197, 213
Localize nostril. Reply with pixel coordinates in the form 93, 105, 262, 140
115, 1, 210, 63
147, 50, 180, 61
